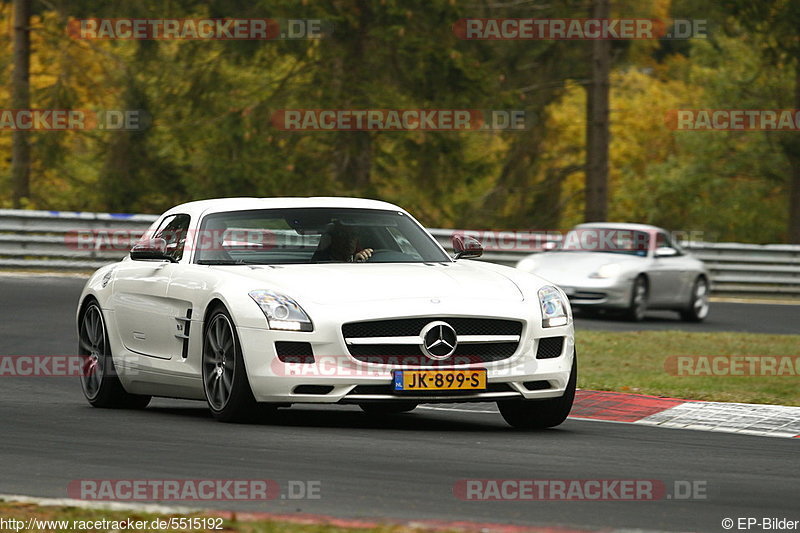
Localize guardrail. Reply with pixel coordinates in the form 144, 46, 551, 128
1, 209, 798, 299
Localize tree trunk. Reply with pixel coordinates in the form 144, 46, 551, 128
11, 0, 31, 208
789, 62, 800, 243
584, 0, 610, 222
340, 131, 373, 191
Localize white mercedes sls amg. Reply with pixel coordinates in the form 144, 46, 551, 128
77, 198, 576, 428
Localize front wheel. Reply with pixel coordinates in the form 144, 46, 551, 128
497, 351, 577, 429
79, 301, 151, 409
624, 276, 648, 322
202, 306, 258, 422
680, 277, 710, 322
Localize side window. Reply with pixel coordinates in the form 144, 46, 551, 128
154, 214, 191, 261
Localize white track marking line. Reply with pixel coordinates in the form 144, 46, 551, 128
0, 493, 197, 514
421, 402, 800, 438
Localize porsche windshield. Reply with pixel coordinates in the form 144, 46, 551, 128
194, 208, 450, 265
558, 228, 650, 256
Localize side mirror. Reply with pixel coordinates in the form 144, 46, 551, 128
130, 238, 176, 263
654, 246, 678, 258
542, 241, 558, 252
452, 234, 483, 260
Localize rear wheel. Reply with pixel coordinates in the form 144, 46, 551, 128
202, 306, 259, 422
79, 301, 151, 409
680, 277, 709, 322
624, 276, 648, 322
359, 402, 418, 415
497, 352, 577, 429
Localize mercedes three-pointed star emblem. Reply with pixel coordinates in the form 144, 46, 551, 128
420, 321, 458, 360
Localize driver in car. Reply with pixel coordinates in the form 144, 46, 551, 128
314, 221, 373, 262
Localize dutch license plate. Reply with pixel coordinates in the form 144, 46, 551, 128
393, 369, 487, 391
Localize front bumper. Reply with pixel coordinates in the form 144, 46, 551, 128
237, 305, 574, 404
556, 277, 633, 308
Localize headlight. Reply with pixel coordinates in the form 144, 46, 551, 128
248, 290, 313, 331
589, 263, 622, 279
517, 257, 539, 272
538, 285, 569, 328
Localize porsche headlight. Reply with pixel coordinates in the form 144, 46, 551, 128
538, 285, 569, 328
590, 263, 622, 279
516, 257, 539, 272
248, 290, 313, 331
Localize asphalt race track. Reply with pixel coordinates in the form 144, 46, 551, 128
0, 275, 798, 532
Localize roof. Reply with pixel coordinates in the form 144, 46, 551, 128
160, 197, 406, 219
574, 222, 664, 233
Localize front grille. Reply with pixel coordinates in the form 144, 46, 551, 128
275, 341, 314, 364
347, 343, 517, 366
343, 317, 522, 338
536, 337, 564, 359
342, 317, 523, 365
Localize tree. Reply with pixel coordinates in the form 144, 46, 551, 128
584, 0, 610, 222
722, 0, 800, 242
11, 0, 30, 208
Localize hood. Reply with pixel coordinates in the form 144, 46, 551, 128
519, 251, 644, 279
212, 262, 524, 305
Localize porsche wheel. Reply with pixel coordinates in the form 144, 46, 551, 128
79, 301, 151, 409
624, 276, 648, 322
680, 276, 710, 322
202, 306, 258, 422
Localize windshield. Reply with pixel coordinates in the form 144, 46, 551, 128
193, 208, 450, 265
558, 227, 650, 257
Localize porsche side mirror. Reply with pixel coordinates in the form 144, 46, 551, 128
654, 246, 679, 258
130, 238, 176, 263
452, 234, 483, 260
542, 241, 559, 252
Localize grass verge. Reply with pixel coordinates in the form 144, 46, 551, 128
577, 330, 800, 406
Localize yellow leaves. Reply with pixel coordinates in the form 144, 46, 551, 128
539, 68, 701, 227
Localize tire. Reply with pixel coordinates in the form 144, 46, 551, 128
680, 276, 710, 322
359, 402, 418, 415
78, 301, 151, 409
497, 351, 577, 429
624, 276, 648, 322
202, 305, 259, 422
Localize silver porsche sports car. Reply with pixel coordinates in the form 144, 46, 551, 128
515, 223, 710, 322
